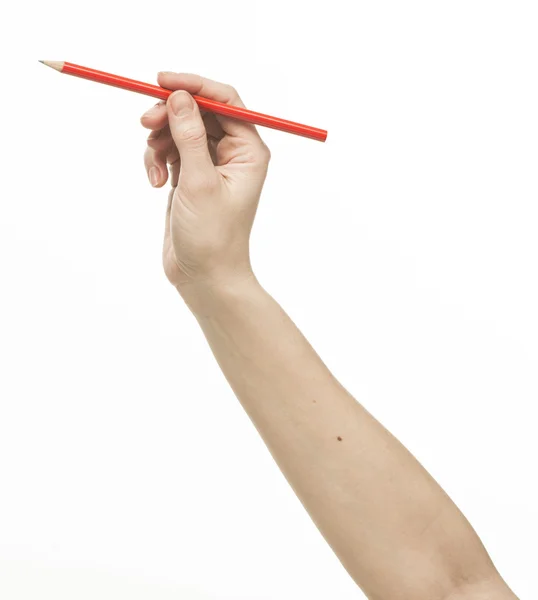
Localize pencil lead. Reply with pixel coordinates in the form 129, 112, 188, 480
38, 60, 44, 64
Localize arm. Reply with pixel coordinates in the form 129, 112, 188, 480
184, 279, 515, 600
140, 73, 517, 600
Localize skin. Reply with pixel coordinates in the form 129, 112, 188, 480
140, 72, 519, 600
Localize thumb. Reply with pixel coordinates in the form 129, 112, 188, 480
166, 91, 214, 179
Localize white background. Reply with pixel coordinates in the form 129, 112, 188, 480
1, 1, 537, 598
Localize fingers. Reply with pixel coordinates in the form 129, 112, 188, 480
140, 101, 167, 130
157, 72, 245, 105
157, 72, 261, 142
144, 124, 181, 188
142, 102, 224, 142
201, 113, 225, 141
166, 91, 216, 184
147, 126, 174, 154
144, 145, 168, 188
142, 74, 269, 188
141, 100, 223, 138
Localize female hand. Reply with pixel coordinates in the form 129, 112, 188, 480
140, 73, 271, 302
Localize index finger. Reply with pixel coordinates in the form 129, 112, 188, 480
157, 72, 262, 141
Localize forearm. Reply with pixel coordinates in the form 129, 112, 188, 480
181, 276, 512, 600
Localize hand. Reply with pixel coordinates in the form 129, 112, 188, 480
140, 72, 271, 301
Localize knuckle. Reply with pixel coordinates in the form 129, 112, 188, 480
245, 143, 271, 166
259, 142, 271, 163
179, 125, 206, 145
147, 129, 162, 142
147, 135, 163, 149
224, 84, 240, 103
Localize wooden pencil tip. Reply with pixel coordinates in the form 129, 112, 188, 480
40, 60, 65, 72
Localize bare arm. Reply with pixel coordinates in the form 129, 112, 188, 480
183, 277, 515, 600
140, 72, 517, 600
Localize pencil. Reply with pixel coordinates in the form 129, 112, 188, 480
39, 61, 328, 143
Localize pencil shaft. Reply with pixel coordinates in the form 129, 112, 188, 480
53, 62, 327, 142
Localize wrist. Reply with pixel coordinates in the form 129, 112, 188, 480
176, 269, 262, 318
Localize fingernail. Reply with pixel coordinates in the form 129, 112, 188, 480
170, 91, 194, 116
149, 167, 159, 187
158, 71, 175, 76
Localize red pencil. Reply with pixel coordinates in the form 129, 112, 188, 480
39, 60, 327, 143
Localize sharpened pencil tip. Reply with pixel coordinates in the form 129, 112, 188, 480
39, 60, 65, 72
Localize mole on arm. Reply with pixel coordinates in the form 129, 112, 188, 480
337, 436, 342, 441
